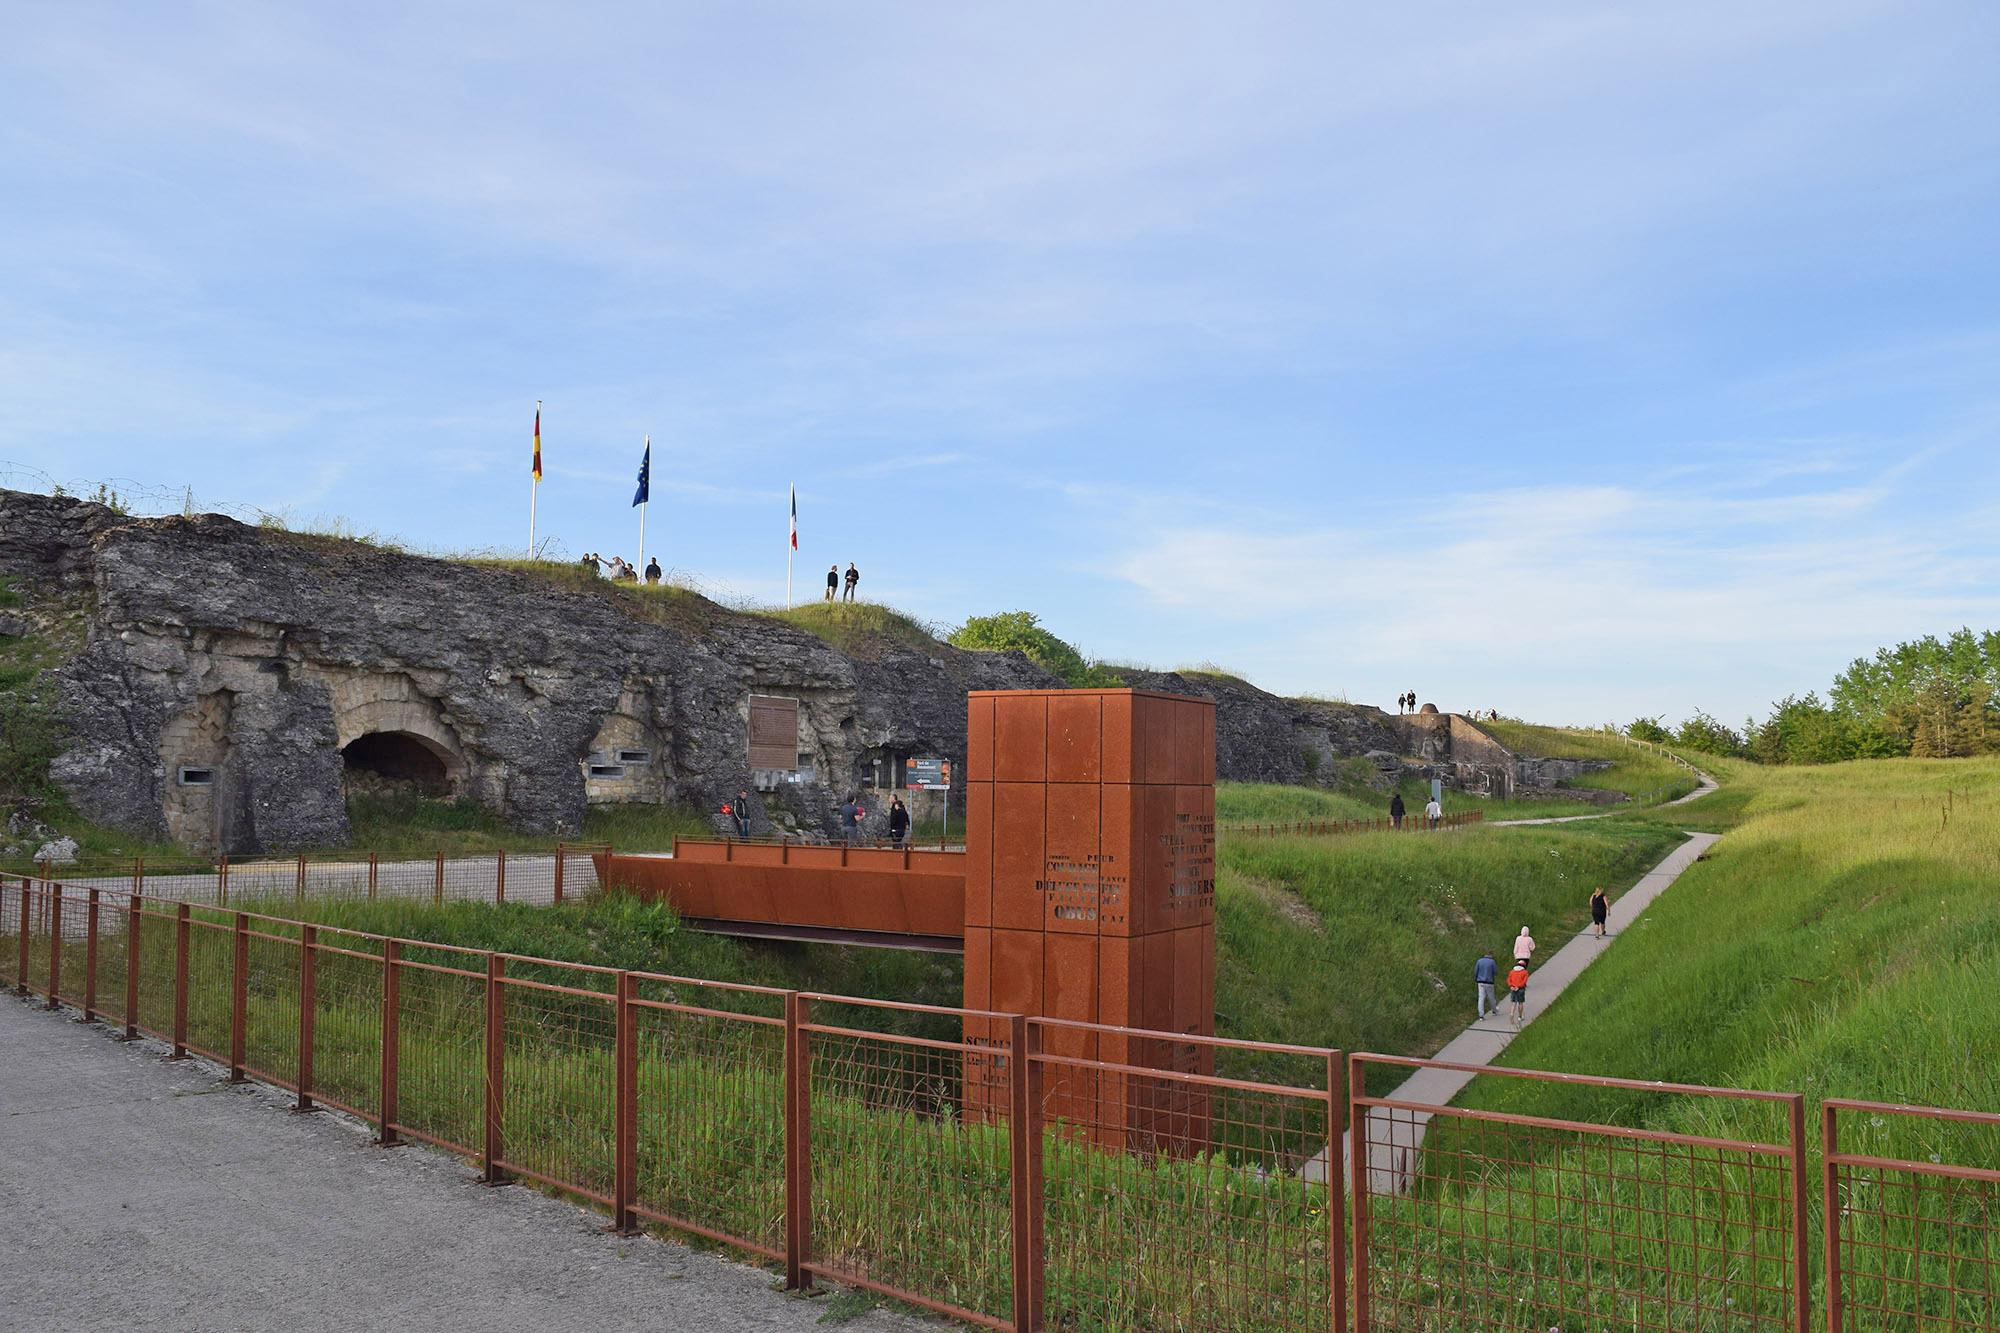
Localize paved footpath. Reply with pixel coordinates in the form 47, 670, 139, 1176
0, 996, 919, 1333
1307, 770, 1722, 1188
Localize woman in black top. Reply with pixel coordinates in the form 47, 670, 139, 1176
888, 797, 910, 846
1589, 886, 1609, 937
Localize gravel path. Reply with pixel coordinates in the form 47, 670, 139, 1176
0, 994, 923, 1333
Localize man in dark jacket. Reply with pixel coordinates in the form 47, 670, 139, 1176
1389, 792, 1406, 829
887, 796, 910, 846
843, 563, 860, 602
734, 791, 753, 839
826, 565, 839, 601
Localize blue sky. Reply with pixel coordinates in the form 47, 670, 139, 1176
4, 2, 1996, 728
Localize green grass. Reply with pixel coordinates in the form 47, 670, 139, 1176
1214, 816, 1687, 1087
336, 793, 714, 855
759, 601, 948, 660
1457, 754, 2000, 1128
1481, 720, 1696, 797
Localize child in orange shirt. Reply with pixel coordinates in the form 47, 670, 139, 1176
1506, 961, 1530, 1028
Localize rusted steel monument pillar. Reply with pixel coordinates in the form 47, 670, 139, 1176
962, 688, 1216, 1149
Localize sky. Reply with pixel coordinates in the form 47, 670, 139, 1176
3, 1, 1996, 728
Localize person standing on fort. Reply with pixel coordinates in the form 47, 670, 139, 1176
645, 557, 662, 585
826, 564, 839, 601
888, 796, 909, 846
1589, 886, 1610, 937
1474, 949, 1499, 1021
581, 552, 601, 576
734, 790, 753, 839
843, 562, 859, 602
1389, 792, 1405, 829
1513, 925, 1536, 966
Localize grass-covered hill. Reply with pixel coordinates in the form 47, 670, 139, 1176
1458, 753, 2000, 1144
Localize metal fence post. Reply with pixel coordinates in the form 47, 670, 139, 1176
82, 887, 100, 1021
1327, 1051, 1347, 1333
434, 851, 445, 905
1822, 1101, 1841, 1333
14, 878, 29, 996
229, 912, 249, 1082
553, 848, 565, 906
376, 939, 401, 1145
218, 854, 229, 905
296, 925, 317, 1112
132, 856, 145, 902
295, 853, 306, 899
1789, 1094, 1810, 1333
613, 969, 637, 1233
1009, 1014, 1044, 1333
122, 893, 141, 1038
170, 903, 190, 1060
45, 883, 63, 1009
1349, 1052, 1371, 1333
784, 992, 811, 1290
482, 953, 508, 1184
495, 850, 506, 905
367, 852, 378, 901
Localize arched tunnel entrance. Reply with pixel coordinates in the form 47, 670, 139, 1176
341, 731, 454, 787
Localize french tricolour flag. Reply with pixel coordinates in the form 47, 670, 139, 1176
789, 484, 797, 550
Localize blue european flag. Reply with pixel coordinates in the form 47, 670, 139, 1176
632, 440, 650, 506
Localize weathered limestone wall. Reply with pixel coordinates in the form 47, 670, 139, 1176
0, 489, 1057, 853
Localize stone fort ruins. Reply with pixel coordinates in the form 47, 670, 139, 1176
0, 488, 1605, 854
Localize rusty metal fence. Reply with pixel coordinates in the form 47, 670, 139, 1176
0, 844, 609, 910
10, 874, 2000, 1333
1224, 811, 1484, 839
1351, 1053, 1809, 1333
1824, 1098, 2000, 1331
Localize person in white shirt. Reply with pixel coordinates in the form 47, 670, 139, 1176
1424, 796, 1442, 829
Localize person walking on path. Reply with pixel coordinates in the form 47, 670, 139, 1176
843, 562, 859, 602
825, 565, 839, 601
734, 791, 753, 839
1506, 960, 1530, 1028
1589, 886, 1609, 937
1424, 795, 1443, 830
644, 557, 662, 585
1474, 950, 1499, 1021
887, 796, 909, 846
1389, 792, 1405, 829
1513, 925, 1536, 966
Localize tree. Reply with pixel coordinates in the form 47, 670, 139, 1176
1673, 711, 1745, 757
1626, 717, 1669, 743
946, 611, 1123, 688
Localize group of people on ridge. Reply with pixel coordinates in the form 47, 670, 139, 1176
1472, 886, 1611, 1029
580, 552, 662, 584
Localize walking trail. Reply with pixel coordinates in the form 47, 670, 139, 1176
1309, 771, 1721, 1188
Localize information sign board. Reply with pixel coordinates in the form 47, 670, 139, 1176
906, 758, 952, 790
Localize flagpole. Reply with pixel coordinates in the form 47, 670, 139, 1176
527, 399, 541, 558
637, 435, 648, 575
786, 483, 794, 609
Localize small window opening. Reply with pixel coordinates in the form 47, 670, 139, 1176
616, 748, 651, 764
178, 767, 215, 787
588, 764, 627, 780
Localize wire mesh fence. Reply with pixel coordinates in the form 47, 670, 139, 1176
17, 876, 2000, 1332
1825, 1099, 2000, 1331
1034, 1022, 1342, 1333
1351, 1053, 1807, 1333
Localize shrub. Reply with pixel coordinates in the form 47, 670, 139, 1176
946, 611, 1123, 687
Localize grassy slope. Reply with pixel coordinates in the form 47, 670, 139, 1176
1215, 817, 1685, 1087
1457, 755, 2000, 1149
1482, 720, 1692, 796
